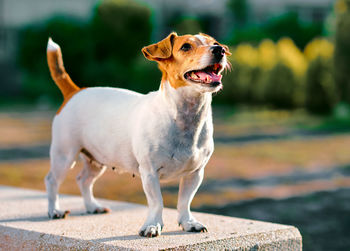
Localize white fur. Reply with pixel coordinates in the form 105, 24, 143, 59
47, 38, 60, 51
46, 36, 226, 237
194, 34, 207, 45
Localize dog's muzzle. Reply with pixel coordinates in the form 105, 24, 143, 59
211, 45, 225, 62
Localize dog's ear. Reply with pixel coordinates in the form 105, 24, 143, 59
142, 32, 177, 61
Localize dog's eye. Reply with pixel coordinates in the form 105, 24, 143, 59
181, 43, 192, 51
214, 42, 219, 46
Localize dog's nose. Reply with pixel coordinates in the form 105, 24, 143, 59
211, 45, 225, 59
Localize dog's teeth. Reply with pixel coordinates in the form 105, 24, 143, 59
206, 76, 210, 83
191, 72, 197, 79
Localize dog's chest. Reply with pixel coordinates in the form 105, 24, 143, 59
132, 90, 214, 180
156, 117, 214, 180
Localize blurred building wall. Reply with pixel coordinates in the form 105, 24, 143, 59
249, 0, 334, 23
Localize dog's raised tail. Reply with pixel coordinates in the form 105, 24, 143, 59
47, 38, 80, 99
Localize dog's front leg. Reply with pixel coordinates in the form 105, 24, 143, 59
177, 168, 207, 232
139, 167, 164, 237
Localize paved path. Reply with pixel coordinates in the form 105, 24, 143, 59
0, 186, 301, 250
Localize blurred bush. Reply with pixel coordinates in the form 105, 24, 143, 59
228, 0, 248, 27
305, 38, 337, 114
334, 0, 350, 104
18, 17, 88, 102
305, 56, 337, 114
228, 12, 323, 49
221, 56, 261, 104
167, 15, 204, 35
91, 0, 152, 65
17, 0, 155, 102
264, 13, 323, 49
219, 37, 337, 114
264, 63, 297, 109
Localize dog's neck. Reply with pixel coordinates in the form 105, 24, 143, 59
161, 80, 212, 135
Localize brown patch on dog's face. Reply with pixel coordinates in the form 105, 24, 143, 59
142, 33, 230, 90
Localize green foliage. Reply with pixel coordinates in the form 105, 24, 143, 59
264, 13, 323, 49
229, 27, 268, 46
167, 14, 209, 35
17, 0, 154, 102
334, 0, 350, 103
171, 18, 202, 35
229, 13, 323, 49
264, 63, 297, 108
305, 57, 338, 114
217, 38, 338, 114
220, 62, 262, 104
17, 17, 88, 102
129, 56, 161, 93
91, 0, 152, 64
228, 0, 248, 25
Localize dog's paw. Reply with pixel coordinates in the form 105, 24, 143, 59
48, 209, 70, 219
139, 223, 162, 238
179, 219, 208, 233
88, 207, 111, 214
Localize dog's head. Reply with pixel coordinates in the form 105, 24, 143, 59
142, 32, 231, 93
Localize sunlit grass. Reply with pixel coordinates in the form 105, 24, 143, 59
213, 107, 322, 137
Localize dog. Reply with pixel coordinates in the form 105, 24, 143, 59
45, 32, 230, 237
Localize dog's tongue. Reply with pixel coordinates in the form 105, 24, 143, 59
210, 73, 222, 82
196, 71, 222, 83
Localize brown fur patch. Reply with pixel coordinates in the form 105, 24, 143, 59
47, 50, 80, 99
47, 44, 81, 115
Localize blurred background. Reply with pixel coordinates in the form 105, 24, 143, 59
0, 0, 349, 250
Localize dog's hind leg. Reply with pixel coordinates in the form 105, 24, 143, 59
177, 168, 207, 232
45, 148, 78, 219
76, 156, 109, 214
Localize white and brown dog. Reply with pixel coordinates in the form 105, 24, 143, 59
45, 32, 230, 237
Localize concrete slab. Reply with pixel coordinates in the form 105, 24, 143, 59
0, 186, 302, 250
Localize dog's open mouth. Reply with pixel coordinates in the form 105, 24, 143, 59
184, 63, 223, 85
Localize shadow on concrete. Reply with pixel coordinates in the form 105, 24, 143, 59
0, 210, 111, 223
91, 230, 194, 242
0, 215, 50, 223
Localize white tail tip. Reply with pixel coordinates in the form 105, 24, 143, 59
47, 37, 60, 51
